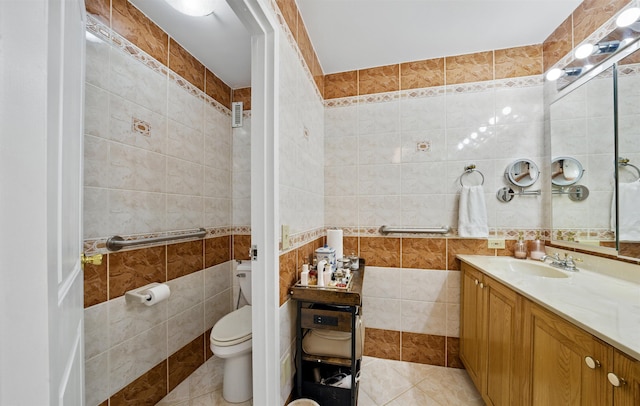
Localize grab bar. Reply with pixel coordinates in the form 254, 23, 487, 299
106, 228, 207, 251
379, 225, 450, 235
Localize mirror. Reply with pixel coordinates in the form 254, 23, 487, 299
548, 7, 640, 259
551, 157, 584, 186
550, 65, 616, 248
615, 49, 640, 259
505, 159, 540, 188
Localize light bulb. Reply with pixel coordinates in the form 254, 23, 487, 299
616, 7, 640, 27
164, 0, 216, 16
546, 68, 563, 81
575, 43, 595, 59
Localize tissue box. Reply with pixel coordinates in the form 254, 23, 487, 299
302, 317, 364, 359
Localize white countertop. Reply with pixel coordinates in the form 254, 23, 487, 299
456, 254, 640, 360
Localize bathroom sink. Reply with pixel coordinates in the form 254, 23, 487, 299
506, 261, 570, 278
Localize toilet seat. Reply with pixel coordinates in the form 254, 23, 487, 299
211, 305, 252, 347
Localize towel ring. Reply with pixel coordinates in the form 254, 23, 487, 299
460, 164, 485, 186
618, 158, 640, 181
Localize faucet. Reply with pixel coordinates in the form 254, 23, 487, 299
540, 252, 581, 271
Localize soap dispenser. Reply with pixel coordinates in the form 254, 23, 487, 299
528, 231, 545, 260
514, 232, 527, 259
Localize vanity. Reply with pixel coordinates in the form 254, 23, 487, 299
457, 254, 640, 406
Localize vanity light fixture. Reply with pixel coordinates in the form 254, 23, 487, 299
164, 0, 216, 16
546, 67, 582, 81
616, 7, 640, 28
575, 41, 621, 59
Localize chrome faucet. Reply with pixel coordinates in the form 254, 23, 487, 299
540, 252, 581, 271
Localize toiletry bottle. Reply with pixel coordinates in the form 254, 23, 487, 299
324, 263, 332, 286
514, 232, 527, 259
300, 263, 309, 286
528, 232, 545, 260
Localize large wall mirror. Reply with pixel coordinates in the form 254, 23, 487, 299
616, 49, 640, 259
550, 66, 616, 249
550, 35, 640, 260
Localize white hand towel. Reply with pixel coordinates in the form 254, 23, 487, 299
618, 181, 640, 241
458, 185, 489, 238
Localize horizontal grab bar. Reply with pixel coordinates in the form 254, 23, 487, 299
379, 225, 450, 235
106, 228, 207, 251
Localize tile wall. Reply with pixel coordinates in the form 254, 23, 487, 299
317, 0, 639, 368
78, 0, 640, 403
324, 74, 546, 235
272, 0, 327, 402
82, 0, 250, 402
84, 241, 234, 406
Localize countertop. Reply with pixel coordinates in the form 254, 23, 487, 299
457, 254, 640, 360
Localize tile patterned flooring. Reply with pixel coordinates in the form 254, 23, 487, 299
157, 355, 483, 405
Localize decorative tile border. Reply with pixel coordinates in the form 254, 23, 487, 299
86, 14, 231, 118
86, 15, 169, 78
618, 63, 640, 77
553, 228, 615, 242
401, 86, 446, 100
324, 75, 543, 108
231, 226, 251, 235
357, 92, 400, 104
325, 97, 359, 108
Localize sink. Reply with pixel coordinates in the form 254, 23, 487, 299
506, 261, 570, 278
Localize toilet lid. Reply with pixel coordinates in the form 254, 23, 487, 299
211, 305, 252, 343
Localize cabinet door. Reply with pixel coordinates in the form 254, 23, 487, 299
483, 277, 518, 406
460, 263, 485, 388
611, 349, 640, 406
524, 302, 606, 406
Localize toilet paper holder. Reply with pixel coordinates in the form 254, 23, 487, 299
125, 282, 170, 305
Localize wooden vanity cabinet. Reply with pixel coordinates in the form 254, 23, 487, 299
609, 349, 640, 406
460, 263, 519, 406
460, 263, 484, 387
521, 301, 609, 406
460, 261, 640, 406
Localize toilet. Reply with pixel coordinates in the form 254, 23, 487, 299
210, 261, 253, 403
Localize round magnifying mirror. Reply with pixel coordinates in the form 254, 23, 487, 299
551, 157, 584, 186
505, 159, 540, 188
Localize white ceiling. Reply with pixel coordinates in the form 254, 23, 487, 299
129, 0, 582, 89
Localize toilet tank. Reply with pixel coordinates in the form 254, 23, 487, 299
236, 261, 252, 305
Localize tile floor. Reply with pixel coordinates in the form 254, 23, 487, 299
157, 355, 483, 405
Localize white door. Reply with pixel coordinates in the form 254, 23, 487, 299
0, 0, 86, 404
50, 0, 87, 404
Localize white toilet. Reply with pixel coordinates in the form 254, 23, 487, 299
210, 261, 253, 403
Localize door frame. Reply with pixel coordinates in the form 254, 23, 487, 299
226, 0, 280, 403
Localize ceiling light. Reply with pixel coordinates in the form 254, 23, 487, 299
575, 43, 595, 59
164, 0, 216, 16
616, 7, 640, 27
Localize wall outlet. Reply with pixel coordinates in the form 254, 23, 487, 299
488, 238, 506, 249
281, 224, 290, 250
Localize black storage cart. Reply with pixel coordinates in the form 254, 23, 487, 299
290, 263, 364, 406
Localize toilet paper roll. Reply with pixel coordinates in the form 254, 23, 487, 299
327, 229, 343, 264
143, 283, 171, 306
